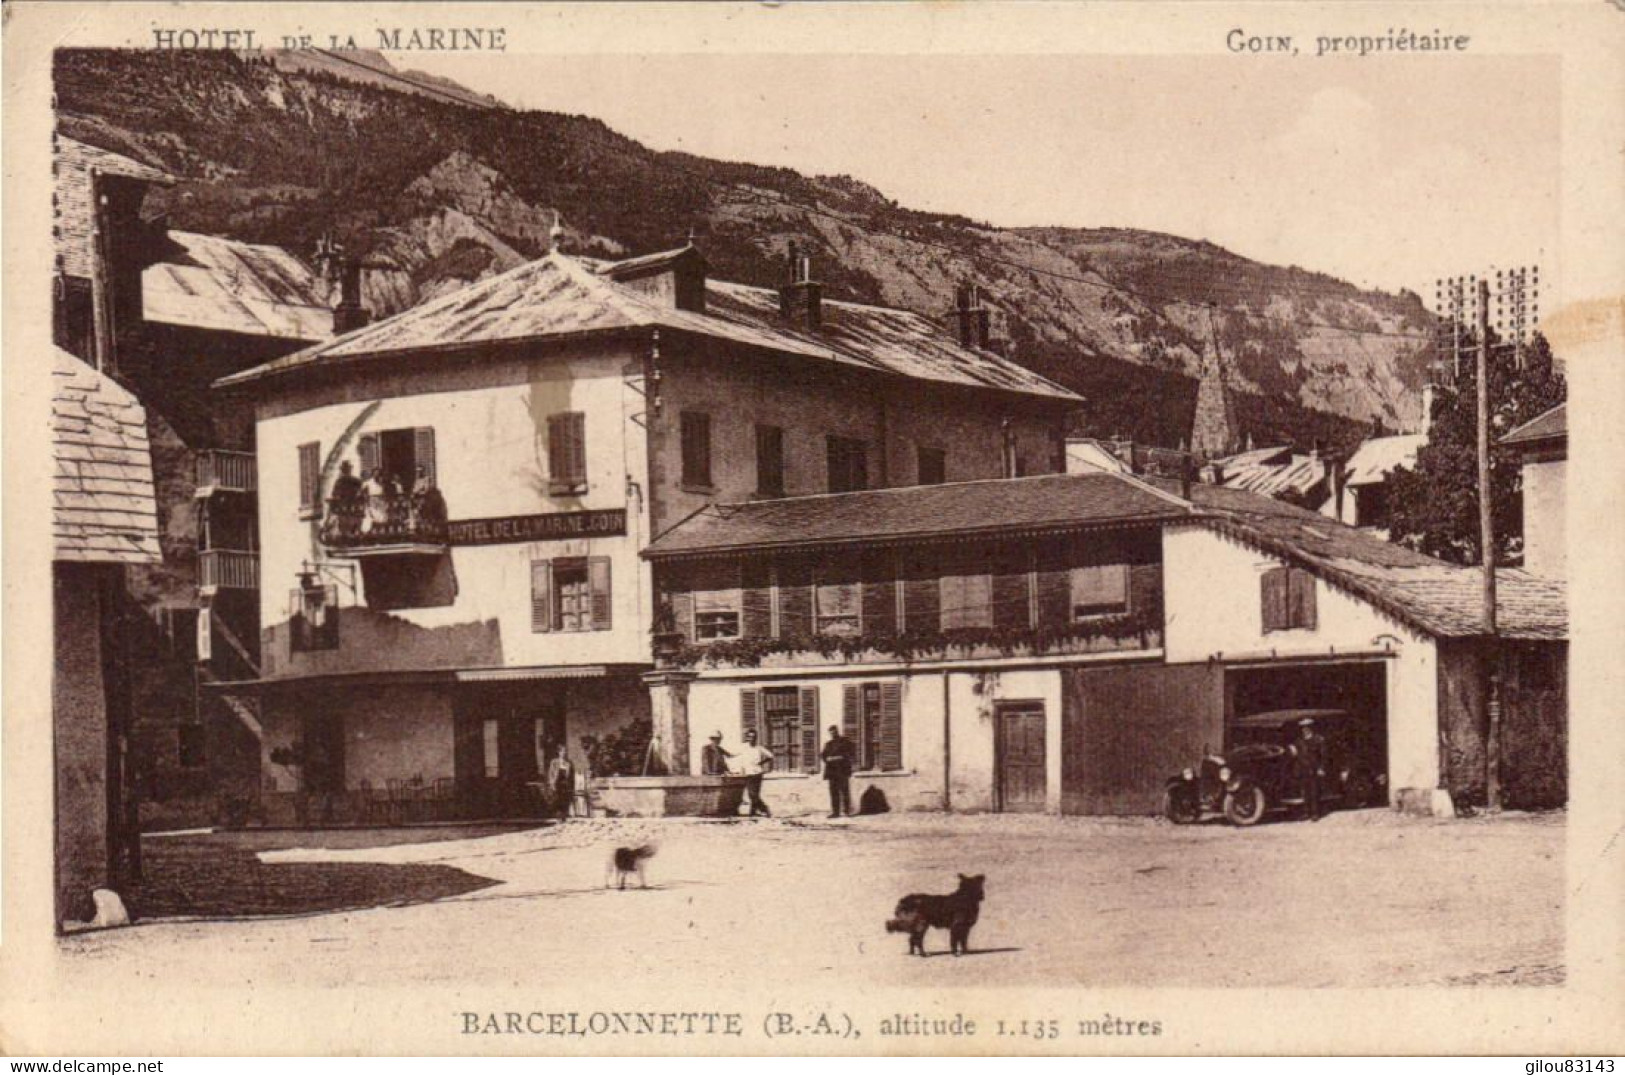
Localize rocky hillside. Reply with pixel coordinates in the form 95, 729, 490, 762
54, 49, 1435, 448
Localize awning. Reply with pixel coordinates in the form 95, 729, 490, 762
204, 664, 652, 693
456, 664, 650, 683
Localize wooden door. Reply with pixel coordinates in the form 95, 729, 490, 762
997, 703, 1047, 812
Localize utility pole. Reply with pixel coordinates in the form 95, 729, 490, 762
1476, 277, 1502, 812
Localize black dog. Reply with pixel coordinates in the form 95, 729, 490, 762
885, 873, 986, 956
607, 844, 657, 889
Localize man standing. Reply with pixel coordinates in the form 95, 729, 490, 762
729, 729, 774, 818
701, 731, 729, 776
545, 744, 575, 821
820, 724, 856, 818
1292, 717, 1326, 822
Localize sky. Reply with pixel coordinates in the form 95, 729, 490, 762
405, 52, 1561, 302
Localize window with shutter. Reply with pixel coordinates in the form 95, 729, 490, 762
530, 560, 552, 633
693, 561, 742, 640
681, 410, 712, 488
760, 687, 799, 771
588, 557, 612, 630
552, 559, 591, 632
1261, 566, 1290, 633
547, 412, 587, 494
842, 684, 860, 755
1070, 563, 1130, 620
798, 686, 820, 774
298, 442, 321, 516
814, 571, 861, 636
671, 589, 695, 642
940, 568, 992, 630
741, 560, 773, 638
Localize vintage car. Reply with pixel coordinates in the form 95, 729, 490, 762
1163, 708, 1384, 826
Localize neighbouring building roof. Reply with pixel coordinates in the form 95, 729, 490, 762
1501, 403, 1567, 448
52, 348, 163, 565
1175, 482, 1565, 641
53, 135, 172, 280
1214, 445, 1328, 500
644, 472, 1191, 558
144, 230, 335, 341
215, 250, 1081, 404
1342, 433, 1425, 488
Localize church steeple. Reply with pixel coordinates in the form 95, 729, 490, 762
1190, 313, 1238, 459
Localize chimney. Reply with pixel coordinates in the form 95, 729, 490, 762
778, 243, 822, 331
333, 257, 370, 335
954, 282, 992, 349
1326, 453, 1347, 522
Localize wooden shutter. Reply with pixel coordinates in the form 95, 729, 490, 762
682, 411, 711, 487
530, 560, 552, 633
740, 688, 760, 745
777, 557, 813, 638
298, 442, 321, 512
860, 550, 898, 636
548, 412, 586, 489
878, 681, 903, 770
741, 559, 773, 638
589, 557, 612, 630
414, 427, 437, 485
799, 686, 820, 774
1261, 566, 1289, 632
671, 589, 695, 642
1289, 569, 1318, 630
1035, 539, 1072, 629
841, 684, 860, 747
992, 547, 1032, 630
902, 551, 940, 635
755, 424, 784, 497
358, 432, 380, 478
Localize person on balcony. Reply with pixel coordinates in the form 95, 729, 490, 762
410, 464, 448, 538
361, 467, 389, 537
326, 460, 364, 543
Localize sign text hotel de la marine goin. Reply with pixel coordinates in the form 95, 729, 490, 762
446, 509, 627, 547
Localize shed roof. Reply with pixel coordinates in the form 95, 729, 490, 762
1215, 447, 1328, 499
52, 348, 163, 565
1501, 403, 1567, 448
144, 231, 334, 341
644, 472, 1190, 558
215, 250, 1080, 404
1174, 482, 1565, 640
53, 135, 171, 280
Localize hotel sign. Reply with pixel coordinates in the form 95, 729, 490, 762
446, 508, 627, 547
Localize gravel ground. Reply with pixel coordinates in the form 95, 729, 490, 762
61, 809, 1564, 989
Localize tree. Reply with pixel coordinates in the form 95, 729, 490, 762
1386, 332, 1566, 565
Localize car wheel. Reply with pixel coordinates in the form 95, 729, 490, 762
1163, 786, 1201, 825
1223, 784, 1268, 826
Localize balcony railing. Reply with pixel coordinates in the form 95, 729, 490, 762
199, 549, 260, 594
195, 450, 258, 497
320, 491, 448, 552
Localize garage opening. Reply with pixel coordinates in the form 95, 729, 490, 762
1225, 661, 1388, 803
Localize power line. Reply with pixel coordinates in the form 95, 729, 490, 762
290, 48, 1437, 344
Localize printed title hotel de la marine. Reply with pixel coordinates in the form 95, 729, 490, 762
206, 240, 1566, 822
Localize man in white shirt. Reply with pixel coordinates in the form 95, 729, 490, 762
728, 729, 774, 818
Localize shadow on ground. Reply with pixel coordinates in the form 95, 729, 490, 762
130, 829, 518, 919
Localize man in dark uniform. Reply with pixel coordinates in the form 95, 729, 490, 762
700, 731, 729, 776
820, 724, 857, 818
1292, 717, 1326, 821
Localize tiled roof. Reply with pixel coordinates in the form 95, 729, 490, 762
52, 349, 162, 565
1501, 403, 1566, 447
1343, 433, 1425, 487
144, 231, 334, 341
1175, 482, 1565, 640
53, 135, 171, 279
215, 251, 1081, 403
644, 472, 1191, 558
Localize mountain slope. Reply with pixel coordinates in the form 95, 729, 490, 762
53, 49, 1433, 449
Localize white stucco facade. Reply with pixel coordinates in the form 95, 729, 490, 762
1161, 523, 1442, 799
1521, 456, 1565, 578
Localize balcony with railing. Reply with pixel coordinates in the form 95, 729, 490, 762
199, 549, 260, 595
194, 450, 258, 498
320, 491, 448, 557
